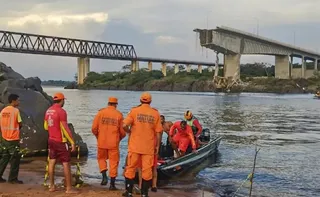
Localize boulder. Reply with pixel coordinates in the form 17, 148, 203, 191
0, 62, 88, 157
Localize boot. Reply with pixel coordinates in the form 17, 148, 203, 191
141, 179, 151, 197
100, 170, 108, 186
122, 178, 133, 197
109, 177, 118, 190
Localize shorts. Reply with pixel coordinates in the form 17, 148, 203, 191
173, 134, 191, 152
48, 139, 70, 163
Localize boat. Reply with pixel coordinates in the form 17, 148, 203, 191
156, 128, 222, 180
132, 128, 222, 185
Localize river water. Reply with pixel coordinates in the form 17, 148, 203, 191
43, 86, 320, 197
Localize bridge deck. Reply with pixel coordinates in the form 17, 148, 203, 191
214, 26, 320, 58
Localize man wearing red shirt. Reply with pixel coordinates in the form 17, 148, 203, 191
44, 92, 78, 194
169, 120, 197, 157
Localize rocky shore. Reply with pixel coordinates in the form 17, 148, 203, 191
0, 62, 88, 157
78, 77, 319, 94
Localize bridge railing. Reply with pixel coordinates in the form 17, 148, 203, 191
0, 30, 137, 60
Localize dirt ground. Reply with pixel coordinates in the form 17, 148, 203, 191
0, 160, 214, 197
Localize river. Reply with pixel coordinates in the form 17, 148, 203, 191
43, 86, 320, 197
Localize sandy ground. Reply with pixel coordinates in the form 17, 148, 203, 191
0, 159, 214, 197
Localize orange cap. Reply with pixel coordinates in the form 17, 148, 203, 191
108, 97, 118, 104
140, 92, 152, 103
53, 92, 66, 101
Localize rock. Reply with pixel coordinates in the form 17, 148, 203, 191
0, 62, 88, 157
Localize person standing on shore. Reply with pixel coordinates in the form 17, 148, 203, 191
91, 97, 126, 190
122, 92, 162, 197
44, 92, 78, 194
0, 94, 23, 184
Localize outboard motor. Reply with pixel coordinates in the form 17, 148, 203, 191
199, 128, 211, 143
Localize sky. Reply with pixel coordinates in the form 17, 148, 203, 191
0, 0, 320, 80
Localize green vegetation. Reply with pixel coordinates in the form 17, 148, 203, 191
80, 63, 276, 88
78, 62, 320, 93
42, 80, 72, 86
80, 67, 213, 89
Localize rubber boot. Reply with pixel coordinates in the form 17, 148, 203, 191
122, 178, 133, 197
109, 177, 117, 190
141, 179, 151, 197
100, 170, 108, 186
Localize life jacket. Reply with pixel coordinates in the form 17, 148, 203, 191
186, 116, 198, 134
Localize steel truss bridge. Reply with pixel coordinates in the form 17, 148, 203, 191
0, 30, 214, 66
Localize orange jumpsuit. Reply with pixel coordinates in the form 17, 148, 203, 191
169, 121, 196, 152
92, 105, 126, 178
123, 104, 162, 181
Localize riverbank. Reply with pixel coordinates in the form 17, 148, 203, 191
76, 70, 320, 94
0, 158, 210, 197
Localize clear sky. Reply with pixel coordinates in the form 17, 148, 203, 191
0, 0, 319, 80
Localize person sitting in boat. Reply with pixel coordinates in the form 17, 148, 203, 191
184, 110, 203, 147
169, 120, 197, 158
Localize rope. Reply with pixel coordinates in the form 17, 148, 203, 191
231, 173, 252, 197
39, 146, 84, 188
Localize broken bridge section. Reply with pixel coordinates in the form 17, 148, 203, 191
194, 26, 320, 79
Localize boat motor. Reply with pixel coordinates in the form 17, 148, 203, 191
199, 128, 210, 142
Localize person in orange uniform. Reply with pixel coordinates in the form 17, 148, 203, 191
184, 110, 202, 137
0, 94, 23, 184
123, 92, 162, 197
169, 120, 197, 157
91, 97, 126, 190
44, 92, 78, 194
184, 111, 203, 148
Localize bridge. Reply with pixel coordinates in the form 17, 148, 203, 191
0, 30, 215, 84
194, 26, 320, 80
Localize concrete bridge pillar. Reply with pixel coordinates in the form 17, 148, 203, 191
77, 57, 90, 84
161, 62, 167, 76
148, 61, 152, 71
275, 55, 290, 79
314, 59, 318, 71
186, 64, 191, 73
301, 56, 306, 78
131, 60, 139, 72
224, 54, 241, 80
198, 65, 202, 73
174, 64, 179, 74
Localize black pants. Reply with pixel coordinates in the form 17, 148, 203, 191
0, 139, 21, 181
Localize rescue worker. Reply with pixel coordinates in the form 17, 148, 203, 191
150, 115, 174, 192
0, 94, 23, 184
169, 120, 197, 157
184, 110, 202, 137
91, 97, 126, 190
123, 92, 162, 197
44, 92, 78, 194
